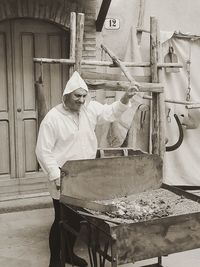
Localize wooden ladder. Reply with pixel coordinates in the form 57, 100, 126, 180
33, 13, 182, 160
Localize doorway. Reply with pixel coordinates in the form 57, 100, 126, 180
0, 18, 69, 183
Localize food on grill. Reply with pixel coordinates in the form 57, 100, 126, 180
92, 189, 200, 223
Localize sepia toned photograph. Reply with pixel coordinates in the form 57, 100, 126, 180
1, 1, 200, 266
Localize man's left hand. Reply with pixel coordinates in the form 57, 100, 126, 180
120, 82, 140, 105
126, 82, 140, 98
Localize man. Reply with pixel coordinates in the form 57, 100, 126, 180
35, 71, 138, 267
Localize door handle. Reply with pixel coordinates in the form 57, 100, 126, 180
17, 108, 22, 113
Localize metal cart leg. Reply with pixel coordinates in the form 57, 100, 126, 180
110, 235, 118, 267
140, 256, 164, 267
158, 256, 163, 267
83, 221, 114, 267
84, 222, 98, 267
99, 240, 109, 267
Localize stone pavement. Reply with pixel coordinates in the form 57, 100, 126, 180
1, 198, 200, 267
0, 208, 50, 266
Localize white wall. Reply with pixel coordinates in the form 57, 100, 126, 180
97, 0, 200, 61
141, 0, 200, 61
96, 0, 200, 185
96, 0, 140, 60
144, 0, 200, 34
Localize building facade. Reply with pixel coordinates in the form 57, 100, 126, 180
0, 0, 97, 198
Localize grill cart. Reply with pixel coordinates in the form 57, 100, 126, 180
60, 148, 200, 267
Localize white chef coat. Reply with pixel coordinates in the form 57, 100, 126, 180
35, 100, 129, 199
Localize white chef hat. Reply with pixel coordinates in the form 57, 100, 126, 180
63, 71, 88, 96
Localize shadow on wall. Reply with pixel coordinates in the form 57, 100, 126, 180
96, 103, 150, 152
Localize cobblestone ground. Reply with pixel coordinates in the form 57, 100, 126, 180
1, 207, 200, 267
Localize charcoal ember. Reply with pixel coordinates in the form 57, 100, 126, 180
109, 196, 171, 221
94, 188, 200, 223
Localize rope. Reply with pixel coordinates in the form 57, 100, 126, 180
186, 42, 192, 101
39, 60, 43, 83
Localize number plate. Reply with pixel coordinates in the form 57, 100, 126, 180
105, 18, 120, 30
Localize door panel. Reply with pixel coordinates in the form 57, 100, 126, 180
22, 34, 35, 111
0, 18, 69, 180
0, 33, 10, 175
13, 19, 69, 177
24, 120, 37, 172
0, 121, 10, 174
0, 21, 16, 177
14, 28, 37, 176
0, 34, 8, 111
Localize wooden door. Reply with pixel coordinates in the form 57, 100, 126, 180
0, 21, 16, 179
0, 19, 69, 184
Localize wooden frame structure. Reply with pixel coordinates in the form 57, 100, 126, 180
33, 12, 183, 159
33, 12, 200, 267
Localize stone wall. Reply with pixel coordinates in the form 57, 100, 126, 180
0, 0, 97, 63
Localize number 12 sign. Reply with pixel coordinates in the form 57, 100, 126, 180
105, 18, 120, 30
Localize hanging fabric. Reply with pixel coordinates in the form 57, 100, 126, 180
35, 61, 48, 127
186, 41, 192, 101
39, 60, 44, 83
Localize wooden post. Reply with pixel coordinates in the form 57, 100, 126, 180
136, 0, 146, 44
150, 17, 159, 155
69, 12, 76, 77
150, 17, 165, 158
157, 30, 166, 160
75, 13, 85, 73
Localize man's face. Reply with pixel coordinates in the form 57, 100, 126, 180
64, 88, 88, 112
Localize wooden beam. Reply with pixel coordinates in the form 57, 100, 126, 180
174, 32, 200, 39
33, 58, 150, 67
186, 104, 200, 109
136, 28, 200, 40
69, 12, 76, 76
33, 58, 183, 69
83, 60, 182, 68
75, 13, 84, 73
144, 95, 200, 105
85, 79, 163, 93
137, 28, 150, 34
33, 58, 75, 64
158, 62, 182, 68
82, 71, 151, 83
82, 60, 151, 67
96, 0, 112, 32
101, 44, 139, 90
